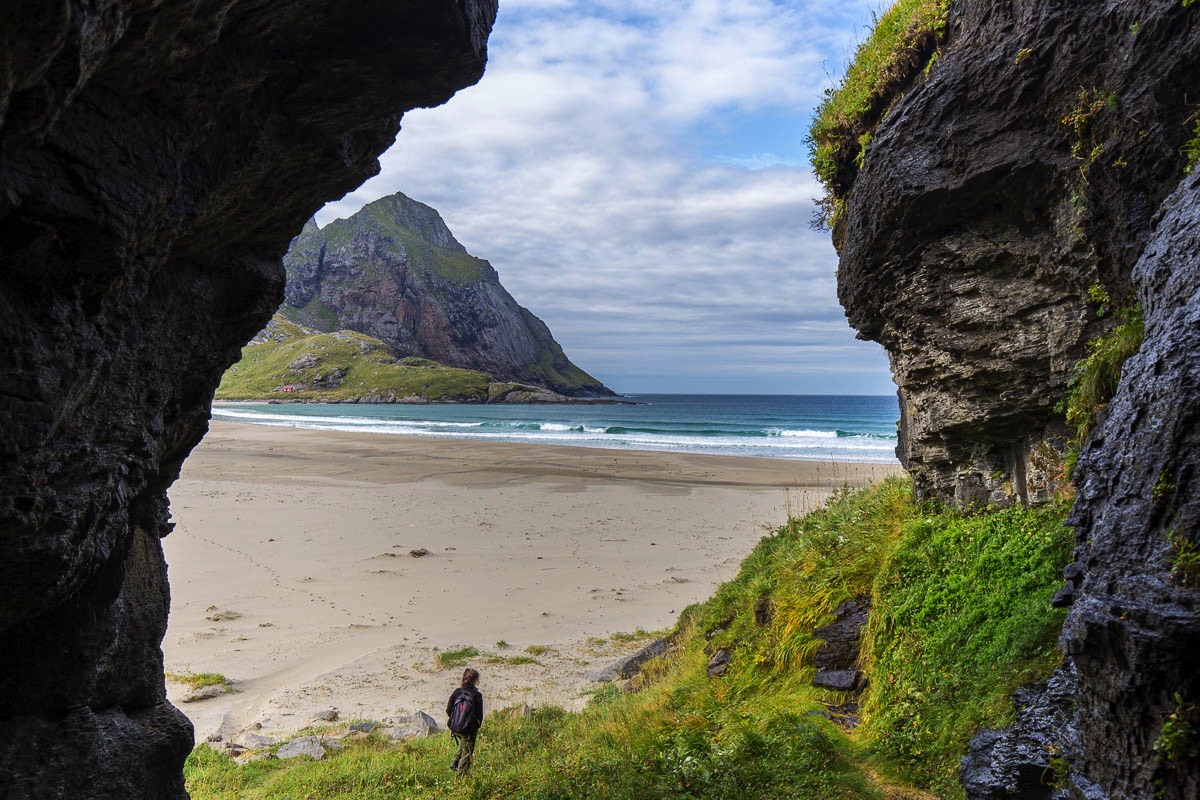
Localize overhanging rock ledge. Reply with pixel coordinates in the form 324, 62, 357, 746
0, 2, 496, 797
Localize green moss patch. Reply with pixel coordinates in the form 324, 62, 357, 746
1064, 302, 1144, 442
167, 671, 233, 691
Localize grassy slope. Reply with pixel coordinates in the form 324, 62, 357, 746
216, 316, 493, 402
185, 477, 1073, 799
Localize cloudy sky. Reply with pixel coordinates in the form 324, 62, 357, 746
316, 0, 894, 396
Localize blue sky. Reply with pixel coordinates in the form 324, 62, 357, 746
316, 0, 894, 395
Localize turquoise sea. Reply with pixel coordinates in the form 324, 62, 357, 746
213, 394, 899, 463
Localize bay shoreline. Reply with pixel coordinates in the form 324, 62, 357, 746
163, 420, 899, 743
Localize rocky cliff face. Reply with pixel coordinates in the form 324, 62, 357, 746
835, 0, 1200, 797
281, 192, 611, 396
837, 0, 1200, 510
0, 3, 495, 798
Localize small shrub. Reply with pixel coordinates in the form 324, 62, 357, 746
166, 671, 232, 691
1154, 694, 1199, 762
1153, 471, 1174, 506
1168, 531, 1200, 589
1065, 304, 1144, 442
433, 645, 480, 670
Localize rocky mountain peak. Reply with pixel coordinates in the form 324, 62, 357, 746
357, 191, 467, 253
280, 193, 611, 397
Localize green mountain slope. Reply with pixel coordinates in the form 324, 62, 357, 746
217, 316, 493, 403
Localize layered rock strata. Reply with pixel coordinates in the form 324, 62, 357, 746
0, 2, 495, 798
281, 193, 611, 397
837, 0, 1200, 508
834, 0, 1200, 797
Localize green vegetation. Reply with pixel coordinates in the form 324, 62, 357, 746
364, 196, 488, 286
1063, 297, 1144, 443
1168, 531, 1200, 589
281, 293, 342, 332
216, 315, 493, 402
186, 477, 1074, 800
1153, 693, 1198, 762
863, 501, 1072, 794
1060, 87, 1119, 178
166, 671, 233, 691
433, 646, 482, 671
1182, 119, 1200, 174
808, 0, 950, 228
609, 627, 660, 643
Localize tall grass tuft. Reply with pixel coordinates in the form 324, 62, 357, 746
1065, 303, 1144, 442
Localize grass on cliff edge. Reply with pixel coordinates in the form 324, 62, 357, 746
216, 320, 492, 403
185, 477, 1073, 800
808, 0, 949, 226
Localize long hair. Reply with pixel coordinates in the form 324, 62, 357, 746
462, 667, 480, 688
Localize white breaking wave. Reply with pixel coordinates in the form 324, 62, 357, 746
211, 405, 898, 463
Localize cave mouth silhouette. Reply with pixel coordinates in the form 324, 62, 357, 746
0, 2, 496, 798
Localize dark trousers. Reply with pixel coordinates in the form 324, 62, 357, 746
451, 731, 477, 775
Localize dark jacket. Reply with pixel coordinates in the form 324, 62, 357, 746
446, 686, 484, 734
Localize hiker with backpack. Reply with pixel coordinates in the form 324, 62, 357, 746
446, 667, 484, 776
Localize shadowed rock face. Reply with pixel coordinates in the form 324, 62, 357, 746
835, 0, 1200, 797
837, 0, 1200, 509
1062, 170, 1200, 800
0, 2, 495, 797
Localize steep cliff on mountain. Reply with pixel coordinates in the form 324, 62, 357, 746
828, 0, 1200, 797
0, 3, 495, 799
217, 313, 597, 403
281, 193, 612, 397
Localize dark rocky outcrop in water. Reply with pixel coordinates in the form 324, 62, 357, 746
0, 2, 495, 798
282, 193, 612, 397
834, 1, 1199, 797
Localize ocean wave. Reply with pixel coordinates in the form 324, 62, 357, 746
835, 429, 897, 440
211, 400, 900, 463
213, 408, 486, 429
774, 428, 838, 439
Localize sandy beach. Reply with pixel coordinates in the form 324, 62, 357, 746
163, 420, 898, 743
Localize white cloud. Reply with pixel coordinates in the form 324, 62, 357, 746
316, 0, 894, 395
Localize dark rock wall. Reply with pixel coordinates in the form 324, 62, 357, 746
0, 2, 495, 798
837, 0, 1200, 508
1063, 170, 1200, 800
835, 0, 1200, 797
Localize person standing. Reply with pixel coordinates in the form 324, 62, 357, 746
446, 667, 483, 776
